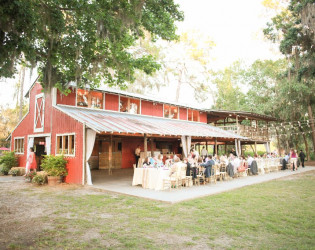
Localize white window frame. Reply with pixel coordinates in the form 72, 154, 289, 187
55, 133, 76, 157
14, 137, 25, 154
34, 93, 45, 133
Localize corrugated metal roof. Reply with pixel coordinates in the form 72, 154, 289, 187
55, 105, 245, 139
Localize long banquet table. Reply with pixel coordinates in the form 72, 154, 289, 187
132, 168, 171, 191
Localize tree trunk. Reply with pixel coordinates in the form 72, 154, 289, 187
299, 126, 310, 161
307, 102, 315, 154
19, 66, 25, 120
275, 127, 281, 156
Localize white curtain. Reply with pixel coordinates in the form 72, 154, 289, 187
181, 136, 187, 158
27, 137, 34, 158
264, 142, 270, 153
45, 136, 51, 155
86, 129, 96, 185
186, 136, 191, 155
235, 139, 239, 156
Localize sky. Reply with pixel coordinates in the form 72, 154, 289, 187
0, 0, 281, 108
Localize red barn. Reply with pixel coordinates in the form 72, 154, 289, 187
10, 82, 244, 185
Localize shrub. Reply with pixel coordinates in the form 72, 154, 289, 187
25, 171, 37, 182
32, 172, 47, 185
8, 168, 19, 176
41, 155, 68, 177
0, 164, 10, 175
0, 152, 17, 169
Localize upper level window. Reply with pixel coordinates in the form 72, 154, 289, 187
34, 93, 45, 132
119, 96, 140, 114
164, 105, 178, 119
14, 137, 24, 154
77, 89, 103, 109
188, 109, 199, 122
56, 134, 75, 156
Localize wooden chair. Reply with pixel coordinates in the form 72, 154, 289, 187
195, 167, 205, 185
214, 164, 221, 181
219, 163, 227, 181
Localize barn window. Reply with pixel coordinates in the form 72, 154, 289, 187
77, 89, 103, 109
34, 93, 45, 132
56, 134, 75, 156
119, 96, 140, 114
188, 109, 200, 122
14, 137, 24, 154
164, 105, 178, 119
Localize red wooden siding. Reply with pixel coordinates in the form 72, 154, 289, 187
51, 108, 84, 184
56, 88, 76, 106
105, 93, 119, 111
11, 83, 52, 167
199, 112, 207, 123
141, 100, 153, 116
152, 103, 163, 117
140, 100, 163, 117
179, 108, 187, 120
121, 137, 156, 168
11, 82, 84, 184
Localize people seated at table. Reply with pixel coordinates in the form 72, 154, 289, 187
232, 156, 240, 175
247, 155, 254, 168
165, 155, 172, 167
220, 155, 228, 165
238, 156, 248, 173
143, 157, 152, 167
156, 154, 164, 168
200, 155, 215, 177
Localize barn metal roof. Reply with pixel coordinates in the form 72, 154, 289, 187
55, 105, 245, 139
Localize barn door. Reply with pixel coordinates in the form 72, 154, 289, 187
99, 138, 122, 169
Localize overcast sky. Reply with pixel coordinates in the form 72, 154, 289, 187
0, 0, 281, 108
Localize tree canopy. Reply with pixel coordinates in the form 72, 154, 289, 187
0, 0, 184, 91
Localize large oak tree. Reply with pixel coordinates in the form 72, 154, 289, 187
0, 0, 183, 91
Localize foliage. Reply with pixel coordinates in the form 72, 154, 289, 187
41, 155, 68, 177
211, 61, 249, 111
32, 172, 48, 185
263, 0, 315, 154
0, 151, 17, 169
8, 168, 19, 176
0, 105, 28, 148
0, 164, 10, 175
0, 0, 184, 92
25, 171, 37, 182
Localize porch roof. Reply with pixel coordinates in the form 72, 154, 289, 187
56, 105, 245, 139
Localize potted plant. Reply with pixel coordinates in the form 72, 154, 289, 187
8, 168, 19, 176
41, 155, 68, 186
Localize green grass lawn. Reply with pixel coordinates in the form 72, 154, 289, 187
3, 171, 315, 249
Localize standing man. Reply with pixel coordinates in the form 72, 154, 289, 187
201, 146, 208, 158
299, 149, 306, 168
135, 145, 141, 168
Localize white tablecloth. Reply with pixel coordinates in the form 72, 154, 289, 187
132, 168, 171, 191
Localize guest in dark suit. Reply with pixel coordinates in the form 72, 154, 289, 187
299, 150, 306, 168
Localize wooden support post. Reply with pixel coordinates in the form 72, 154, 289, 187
144, 133, 147, 157
215, 138, 217, 155
236, 115, 239, 135
224, 143, 227, 154
206, 141, 208, 154
109, 134, 113, 175
254, 141, 257, 155
150, 138, 154, 157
